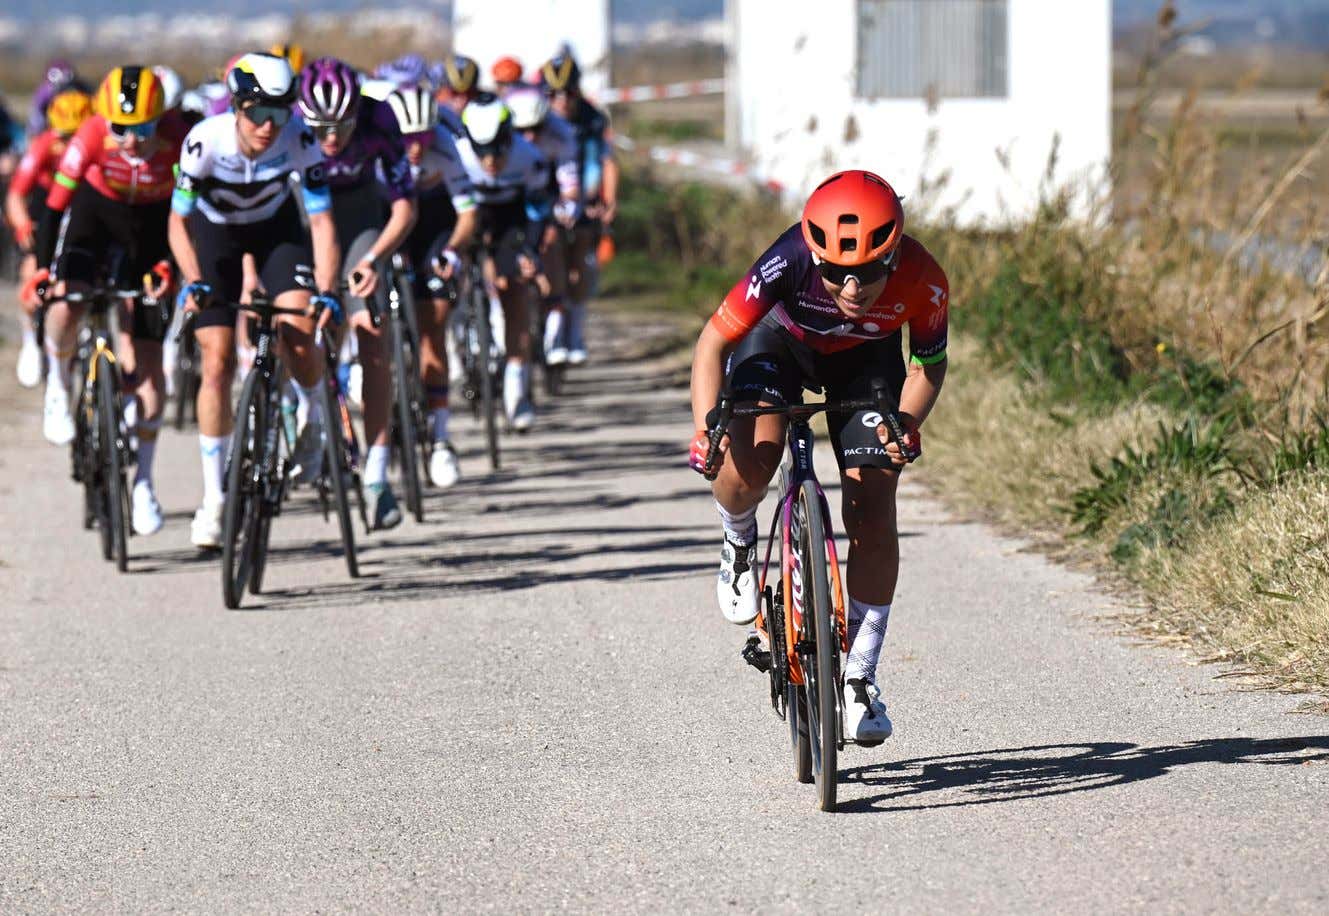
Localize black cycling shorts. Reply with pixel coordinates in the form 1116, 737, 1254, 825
405, 197, 457, 298
54, 185, 172, 341
725, 319, 908, 473
478, 202, 534, 281
188, 199, 315, 331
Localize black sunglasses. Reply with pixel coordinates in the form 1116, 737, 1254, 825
814, 249, 898, 287
241, 104, 292, 128
109, 120, 157, 140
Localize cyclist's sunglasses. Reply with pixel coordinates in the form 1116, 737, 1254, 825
474, 140, 510, 159
402, 130, 433, 147
310, 117, 355, 140
241, 103, 293, 128
813, 249, 899, 287
109, 120, 157, 140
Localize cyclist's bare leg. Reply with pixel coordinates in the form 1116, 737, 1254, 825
195, 325, 236, 438
539, 225, 568, 353
417, 293, 452, 406
840, 466, 900, 604
350, 310, 390, 448
710, 410, 787, 515
496, 279, 530, 363
273, 290, 322, 388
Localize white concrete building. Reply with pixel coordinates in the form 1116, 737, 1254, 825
452, 0, 611, 96
728, 0, 1111, 224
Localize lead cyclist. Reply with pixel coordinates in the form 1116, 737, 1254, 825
687, 170, 949, 743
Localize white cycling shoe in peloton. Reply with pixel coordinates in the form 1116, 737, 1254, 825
17, 334, 43, 388
717, 533, 760, 625
290, 418, 326, 486
131, 479, 164, 536
545, 346, 569, 366
428, 442, 461, 488
567, 348, 588, 366
190, 501, 224, 549
843, 679, 893, 744
43, 385, 76, 446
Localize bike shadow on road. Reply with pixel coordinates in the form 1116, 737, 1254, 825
836, 736, 1329, 814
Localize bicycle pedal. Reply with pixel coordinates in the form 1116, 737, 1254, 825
741, 635, 771, 674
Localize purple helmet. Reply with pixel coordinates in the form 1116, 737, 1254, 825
298, 57, 360, 124
375, 53, 428, 88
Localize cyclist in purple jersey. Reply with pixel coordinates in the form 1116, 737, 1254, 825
299, 57, 419, 530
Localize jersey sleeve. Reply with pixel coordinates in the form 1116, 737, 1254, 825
294, 124, 332, 216
906, 255, 949, 366
45, 119, 100, 211
434, 128, 476, 213
10, 132, 54, 199
171, 123, 210, 216
708, 226, 802, 343
374, 103, 416, 202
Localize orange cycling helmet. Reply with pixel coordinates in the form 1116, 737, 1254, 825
47, 89, 93, 135
95, 66, 165, 126
270, 42, 306, 73
491, 56, 524, 85
801, 169, 904, 267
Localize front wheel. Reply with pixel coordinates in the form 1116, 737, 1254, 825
796, 480, 839, 811
96, 356, 129, 572
389, 307, 425, 523
221, 368, 265, 608
319, 380, 359, 579
475, 285, 501, 471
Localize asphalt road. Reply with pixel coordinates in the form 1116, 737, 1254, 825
1, 310, 1327, 913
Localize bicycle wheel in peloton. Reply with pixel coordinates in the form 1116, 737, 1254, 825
172, 331, 195, 430
96, 356, 129, 572
389, 309, 425, 522
475, 284, 501, 471
248, 383, 280, 595
221, 369, 265, 608
74, 380, 98, 531
796, 479, 839, 811
318, 380, 359, 578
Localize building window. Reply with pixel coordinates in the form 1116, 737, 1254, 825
857, 0, 1009, 99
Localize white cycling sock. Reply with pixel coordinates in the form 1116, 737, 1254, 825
845, 598, 891, 683
134, 418, 161, 484
21, 323, 37, 348
431, 407, 450, 443
45, 340, 72, 392
199, 434, 227, 507
715, 499, 758, 546
364, 444, 391, 487
503, 360, 527, 417
543, 307, 564, 352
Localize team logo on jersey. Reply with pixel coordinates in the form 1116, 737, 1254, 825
175, 172, 197, 193
759, 254, 787, 282
862, 412, 883, 428
929, 284, 946, 307
746, 277, 761, 301
185, 138, 203, 158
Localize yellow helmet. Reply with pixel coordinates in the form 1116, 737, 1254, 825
47, 89, 93, 135
95, 66, 165, 127
270, 43, 306, 74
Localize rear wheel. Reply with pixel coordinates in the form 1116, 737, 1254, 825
475, 283, 501, 471
96, 356, 129, 573
390, 306, 425, 523
796, 480, 839, 812
319, 380, 359, 579
221, 369, 264, 609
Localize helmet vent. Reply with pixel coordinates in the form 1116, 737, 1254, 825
840, 238, 858, 253
871, 221, 896, 250
838, 214, 859, 225
807, 221, 827, 248
814, 174, 844, 192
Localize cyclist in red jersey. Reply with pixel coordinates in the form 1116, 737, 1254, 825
33, 66, 186, 538
5, 89, 92, 388
688, 170, 949, 743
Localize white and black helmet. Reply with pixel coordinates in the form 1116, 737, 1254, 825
226, 52, 297, 107
462, 92, 513, 156
386, 85, 438, 135
506, 87, 548, 131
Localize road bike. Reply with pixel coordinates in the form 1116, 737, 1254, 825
170, 312, 200, 430
39, 284, 162, 572
385, 253, 428, 522
445, 253, 502, 471
316, 322, 365, 579
704, 380, 916, 812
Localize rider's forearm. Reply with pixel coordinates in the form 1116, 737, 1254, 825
308, 210, 341, 293
897, 360, 947, 429
4, 191, 26, 234
601, 155, 619, 208
167, 211, 203, 285
445, 207, 477, 251
690, 320, 730, 431
365, 197, 417, 264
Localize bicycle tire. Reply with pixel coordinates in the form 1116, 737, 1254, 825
390, 307, 425, 523
96, 355, 129, 573
319, 379, 360, 578
172, 333, 195, 430
221, 368, 264, 608
796, 479, 839, 811
475, 282, 501, 471
248, 382, 280, 595
75, 380, 97, 531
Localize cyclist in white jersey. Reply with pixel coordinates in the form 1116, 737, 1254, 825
167, 53, 343, 549
507, 87, 580, 367
455, 93, 549, 431
381, 84, 477, 487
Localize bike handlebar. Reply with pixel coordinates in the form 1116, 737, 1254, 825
173, 292, 318, 344
701, 378, 919, 480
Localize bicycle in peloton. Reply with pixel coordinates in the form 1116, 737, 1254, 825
703, 379, 917, 812
437, 250, 502, 471
36, 282, 165, 572
383, 252, 428, 522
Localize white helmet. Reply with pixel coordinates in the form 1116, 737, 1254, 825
359, 78, 395, 102
506, 87, 548, 131
385, 85, 438, 135
152, 65, 184, 111
226, 52, 297, 106
462, 93, 513, 155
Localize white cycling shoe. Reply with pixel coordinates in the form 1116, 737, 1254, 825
17, 336, 43, 388
428, 442, 461, 488
131, 480, 164, 536
843, 679, 893, 744
567, 348, 588, 366
717, 533, 760, 625
43, 386, 75, 446
290, 419, 326, 486
190, 502, 224, 549
545, 346, 569, 366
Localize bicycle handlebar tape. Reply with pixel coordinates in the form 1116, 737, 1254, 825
704, 395, 734, 480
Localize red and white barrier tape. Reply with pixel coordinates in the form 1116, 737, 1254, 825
600, 77, 725, 104
648, 146, 785, 194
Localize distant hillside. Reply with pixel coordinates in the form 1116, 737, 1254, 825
1116, 0, 1329, 48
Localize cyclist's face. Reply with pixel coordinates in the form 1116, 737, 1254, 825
548, 90, 575, 120
822, 273, 890, 317
405, 139, 424, 165
480, 150, 507, 176
236, 104, 277, 152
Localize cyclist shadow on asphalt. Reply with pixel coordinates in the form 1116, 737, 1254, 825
836, 736, 1329, 814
